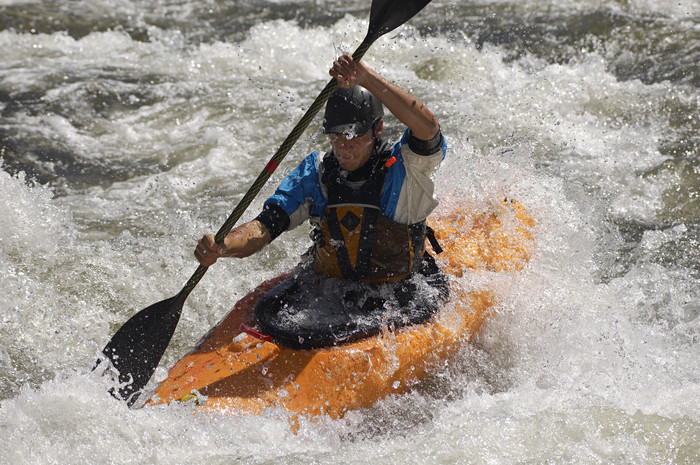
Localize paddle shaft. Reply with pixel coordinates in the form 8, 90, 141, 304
180, 41, 372, 298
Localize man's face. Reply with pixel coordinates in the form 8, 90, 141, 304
330, 119, 383, 172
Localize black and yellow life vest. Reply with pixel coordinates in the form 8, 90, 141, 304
313, 148, 428, 283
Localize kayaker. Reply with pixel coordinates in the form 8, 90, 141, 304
194, 52, 447, 348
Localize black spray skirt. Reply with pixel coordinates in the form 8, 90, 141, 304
253, 254, 449, 350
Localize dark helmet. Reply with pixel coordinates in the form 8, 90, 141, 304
322, 86, 384, 136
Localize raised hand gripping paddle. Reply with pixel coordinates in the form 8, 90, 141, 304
96, 0, 433, 406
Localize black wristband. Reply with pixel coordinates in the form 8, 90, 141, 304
407, 129, 444, 156
255, 204, 291, 241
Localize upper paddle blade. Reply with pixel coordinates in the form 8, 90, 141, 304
96, 291, 185, 405
365, 0, 433, 44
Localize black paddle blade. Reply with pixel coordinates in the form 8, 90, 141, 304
366, 0, 433, 44
95, 291, 186, 406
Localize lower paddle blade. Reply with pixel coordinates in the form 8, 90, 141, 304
366, 0, 433, 44
96, 292, 186, 406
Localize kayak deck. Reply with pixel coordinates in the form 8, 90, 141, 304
147, 198, 535, 421
252, 253, 449, 350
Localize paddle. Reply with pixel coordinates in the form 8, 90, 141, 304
96, 0, 434, 407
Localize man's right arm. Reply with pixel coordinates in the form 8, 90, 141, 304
194, 219, 272, 266
194, 151, 323, 266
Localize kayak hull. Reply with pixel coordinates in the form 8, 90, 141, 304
147, 198, 535, 421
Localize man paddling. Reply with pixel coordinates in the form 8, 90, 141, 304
195, 53, 447, 347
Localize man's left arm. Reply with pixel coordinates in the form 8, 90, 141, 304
330, 53, 440, 141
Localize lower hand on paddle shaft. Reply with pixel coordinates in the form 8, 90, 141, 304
195, 220, 271, 266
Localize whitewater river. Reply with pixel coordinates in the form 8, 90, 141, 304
1, 0, 698, 463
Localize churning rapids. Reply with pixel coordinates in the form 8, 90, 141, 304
1, 0, 698, 463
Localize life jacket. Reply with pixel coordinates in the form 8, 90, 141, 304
313, 145, 428, 282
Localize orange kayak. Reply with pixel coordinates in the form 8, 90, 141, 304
147, 198, 535, 422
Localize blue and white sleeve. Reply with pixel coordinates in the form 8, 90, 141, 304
262, 151, 324, 232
